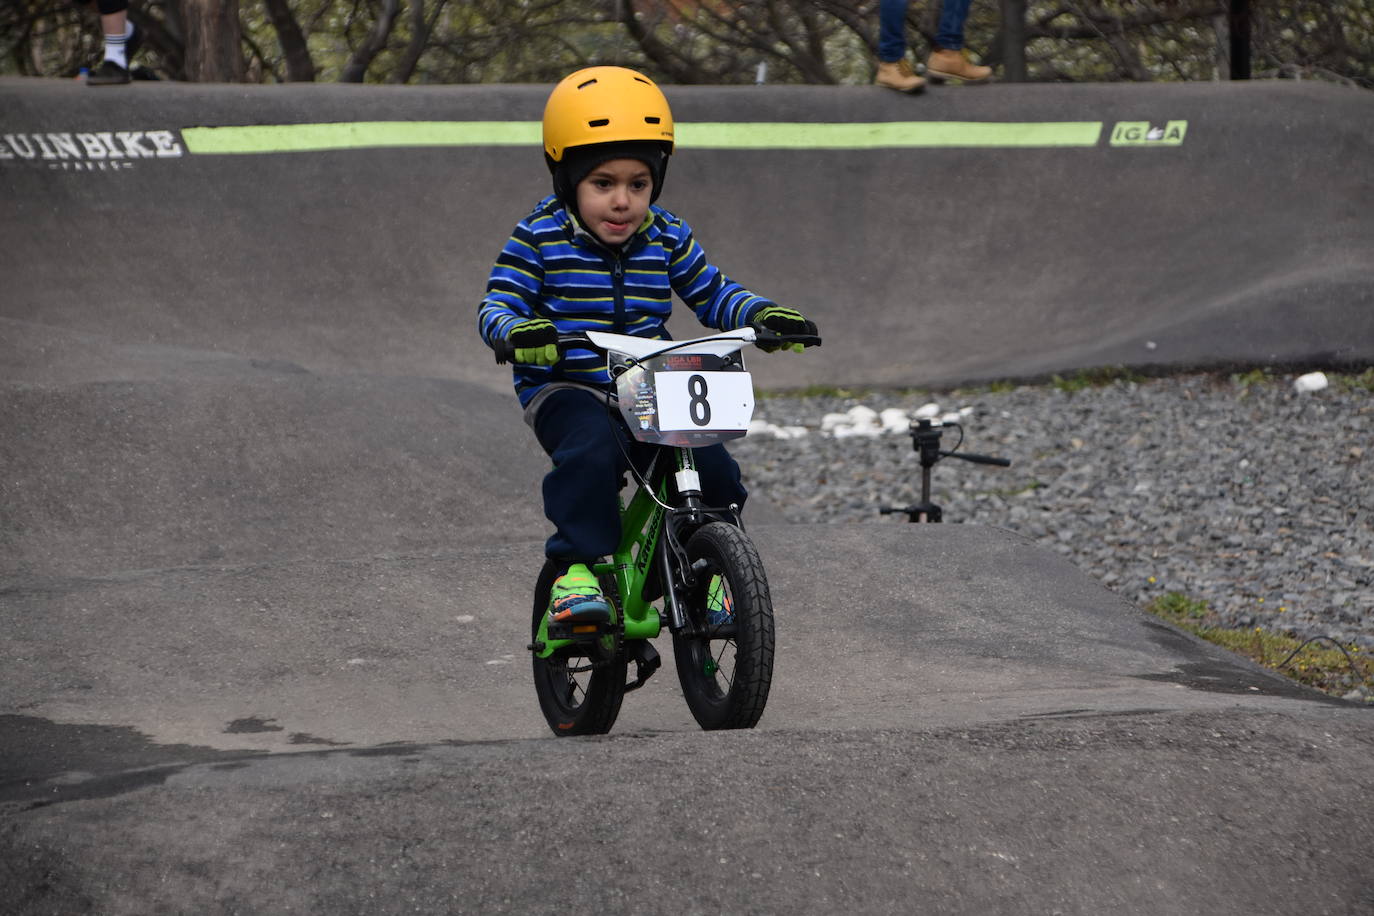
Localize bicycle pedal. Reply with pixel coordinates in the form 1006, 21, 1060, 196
546, 618, 612, 642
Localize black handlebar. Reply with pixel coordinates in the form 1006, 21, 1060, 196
493, 326, 821, 365
754, 328, 823, 350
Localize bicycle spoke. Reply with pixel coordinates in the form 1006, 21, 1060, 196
712, 640, 736, 688
558, 667, 578, 704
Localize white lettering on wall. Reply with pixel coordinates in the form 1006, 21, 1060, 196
1, 128, 186, 170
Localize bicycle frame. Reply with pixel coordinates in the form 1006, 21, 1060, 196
599, 452, 672, 643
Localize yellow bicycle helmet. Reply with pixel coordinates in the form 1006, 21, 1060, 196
542, 66, 675, 163
543, 66, 676, 209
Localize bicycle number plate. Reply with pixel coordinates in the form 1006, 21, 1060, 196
615, 360, 755, 447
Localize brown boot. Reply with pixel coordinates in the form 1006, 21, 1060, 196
874, 59, 926, 94
926, 48, 992, 84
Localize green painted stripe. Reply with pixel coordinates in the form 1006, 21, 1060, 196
680, 121, 1102, 148
182, 119, 1104, 155
181, 121, 541, 154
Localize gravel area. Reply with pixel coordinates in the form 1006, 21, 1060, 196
734, 370, 1373, 650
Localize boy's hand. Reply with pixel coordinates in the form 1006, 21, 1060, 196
754, 306, 818, 353
506, 318, 559, 365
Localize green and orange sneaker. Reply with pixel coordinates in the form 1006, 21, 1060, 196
548, 563, 612, 631
706, 574, 733, 627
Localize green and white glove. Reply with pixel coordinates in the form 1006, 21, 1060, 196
506, 317, 559, 366
753, 305, 818, 353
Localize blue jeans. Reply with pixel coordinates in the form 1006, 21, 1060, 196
532, 388, 747, 564
878, 0, 973, 61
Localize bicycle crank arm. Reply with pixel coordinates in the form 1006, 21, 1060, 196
622, 640, 662, 693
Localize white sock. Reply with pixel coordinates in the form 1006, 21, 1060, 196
103, 21, 134, 68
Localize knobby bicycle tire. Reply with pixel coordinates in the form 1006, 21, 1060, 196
672, 522, 776, 730
530, 559, 627, 736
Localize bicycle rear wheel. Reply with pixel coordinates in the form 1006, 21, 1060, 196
530, 559, 627, 736
672, 522, 775, 730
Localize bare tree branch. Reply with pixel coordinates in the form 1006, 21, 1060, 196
621, 0, 708, 82
391, 0, 448, 84
341, 0, 400, 82
262, 0, 315, 81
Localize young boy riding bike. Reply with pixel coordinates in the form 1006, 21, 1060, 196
478, 66, 819, 631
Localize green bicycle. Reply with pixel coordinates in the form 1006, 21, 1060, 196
496, 326, 820, 736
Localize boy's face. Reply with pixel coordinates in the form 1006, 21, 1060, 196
576, 158, 653, 247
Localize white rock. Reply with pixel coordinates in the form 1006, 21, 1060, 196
847, 405, 879, 425
748, 419, 810, 440
834, 425, 882, 439
1294, 371, 1328, 393
879, 408, 910, 432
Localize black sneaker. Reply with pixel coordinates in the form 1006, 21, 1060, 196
126, 22, 143, 64
86, 23, 142, 86
86, 59, 131, 86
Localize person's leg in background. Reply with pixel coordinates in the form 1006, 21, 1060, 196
85, 0, 142, 86
926, 0, 993, 83
874, 0, 926, 93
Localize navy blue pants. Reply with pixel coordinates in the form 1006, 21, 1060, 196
879, 0, 974, 59
532, 388, 748, 564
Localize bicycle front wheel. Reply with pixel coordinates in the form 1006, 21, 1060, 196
672, 522, 775, 730
530, 559, 627, 736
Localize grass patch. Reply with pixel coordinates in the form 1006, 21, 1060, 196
1332, 367, 1374, 393
758, 384, 875, 400
1145, 591, 1372, 701
1230, 368, 1272, 396
1150, 591, 1209, 620
950, 379, 1019, 396
982, 480, 1046, 498
1050, 366, 1147, 392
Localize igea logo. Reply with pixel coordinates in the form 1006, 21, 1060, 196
1110, 120, 1187, 147
0, 130, 185, 170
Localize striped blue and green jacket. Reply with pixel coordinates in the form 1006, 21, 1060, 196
478, 195, 775, 407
